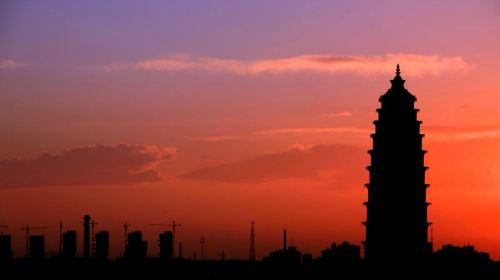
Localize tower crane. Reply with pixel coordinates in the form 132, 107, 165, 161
150, 220, 182, 257
20, 224, 48, 257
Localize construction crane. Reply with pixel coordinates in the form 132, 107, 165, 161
20, 224, 48, 257
123, 222, 131, 254
90, 219, 98, 256
216, 249, 226, 261
200, 237, 206, 260
150, 220, 182, 257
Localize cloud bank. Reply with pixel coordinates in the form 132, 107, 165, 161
185, 144, 365, 183
105, 53, 472, 77
0, 144, 176, 188
426, 125, 500, 142
0, 59, 25, 70
254, 127, 370, 136
321, 111, 354, 118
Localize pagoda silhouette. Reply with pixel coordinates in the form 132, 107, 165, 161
364, 65, 432, 261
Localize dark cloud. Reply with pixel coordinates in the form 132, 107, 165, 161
184, 144, 365, 183
0, 144, 176, 188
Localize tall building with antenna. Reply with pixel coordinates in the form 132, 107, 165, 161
82, 215, 91, 258
364, 65, 432, 261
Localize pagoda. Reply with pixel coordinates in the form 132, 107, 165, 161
364, 65, 432, 261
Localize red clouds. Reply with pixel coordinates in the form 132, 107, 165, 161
0, 144, 176, 188
185, 144, 365, 183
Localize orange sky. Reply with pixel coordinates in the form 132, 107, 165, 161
1, 0, 500, 260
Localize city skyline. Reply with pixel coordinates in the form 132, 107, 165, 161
1, 0, 500, 260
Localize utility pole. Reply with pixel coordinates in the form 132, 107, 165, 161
217, 249, 226, 261
283, 228, 287, 250
249, 221, 256, 261
59, 221, 63, 256
200, 237, 205, 260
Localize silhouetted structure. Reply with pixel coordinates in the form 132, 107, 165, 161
263, 229, 302, 266
0, 235, 12, 261
125, 231, 147, 261
83, 215, 91, 258
200, 237, 206, 260
150, 221, 182, 258
62, 230, 77, 258
123, 222, 131, 255
283, 228, 287, 250
29, 235, 44, 259
320, 241, 361, 264
216, 249, 226, 261
59, 222, 63, 256
95, 231, 110, 260
364, 65, 432, 261
435, 244, 490, 265
264, 246, 302, 266
20, 225, 48, 257
90, 219, 98, 257
159, 231, 173, 260
249, 221, 256, 261
179, 241, 183, 259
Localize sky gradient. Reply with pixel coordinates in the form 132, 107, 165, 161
1, 0, 500, 259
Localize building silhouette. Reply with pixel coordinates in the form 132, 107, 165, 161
364, 65, 432, 261
263, 229, 302, 266
320, 241, 361, 265
125, 231, 147, 261
0, 235, 12, 261
159, 231, 173, 259
82, 215, 91, 258
62, 230, 77, 258
264, 245, 302, 266
95, 231, 110, 260
29, 235, 44, 259
435, 244, 490, 265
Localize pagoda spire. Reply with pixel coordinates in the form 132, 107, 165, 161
390, 64, 405, 89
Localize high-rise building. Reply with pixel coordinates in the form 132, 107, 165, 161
62, 230, 77, 258
364, 65, 432, 261
95, 231, 109, 260
83, 215, 91, 258
0, 235, 12, 261
29, 235, 44, 259
159, 231, 173, 259
125, 231, 147, 260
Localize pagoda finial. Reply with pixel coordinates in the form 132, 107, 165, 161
389, 64, 406, 89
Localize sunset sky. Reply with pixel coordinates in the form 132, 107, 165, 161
1, 0, 500, 259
